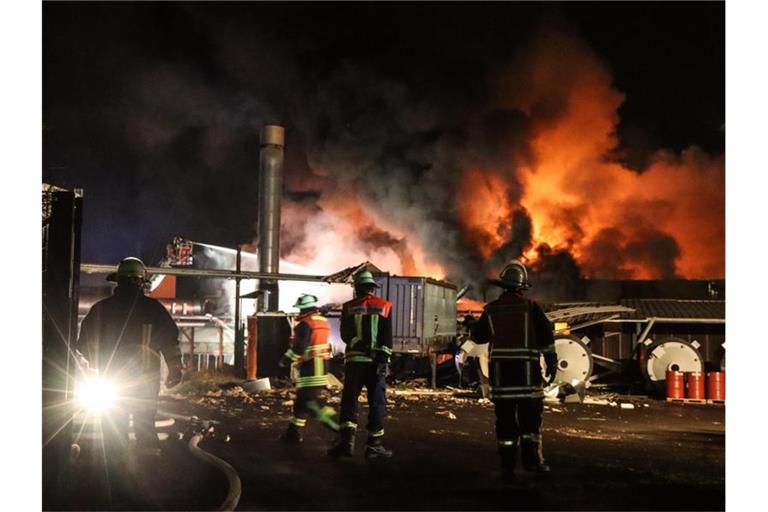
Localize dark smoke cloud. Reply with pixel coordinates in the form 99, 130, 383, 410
582, 227, 680, 280
528, 245, 584, 302
43, 3, 723, 296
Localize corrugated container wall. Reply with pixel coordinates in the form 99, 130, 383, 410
373, 275, 457, 354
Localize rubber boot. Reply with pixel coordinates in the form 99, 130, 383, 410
522, 441, 550, 473
327, 427, 355, 457
364, 437, 393, 459
498, 446, 517, 479
279, 424, 304, 445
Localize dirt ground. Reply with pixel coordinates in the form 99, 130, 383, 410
155, 384, 725, 511
50, 382, 724, 511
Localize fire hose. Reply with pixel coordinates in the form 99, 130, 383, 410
158, 411, 241, 512
188, 430, 241, 512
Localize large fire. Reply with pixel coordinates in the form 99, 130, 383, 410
282, 31, 724, 285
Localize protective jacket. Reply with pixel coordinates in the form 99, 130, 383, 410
281, 309, 331, 388
340, 294, 393, 363
472, 290, 555, 400
75, 284, 180, 380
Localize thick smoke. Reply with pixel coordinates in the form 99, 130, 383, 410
285, 28, 724, 296
44, 4, 724, 302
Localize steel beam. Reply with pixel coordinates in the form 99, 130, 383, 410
80, 263, 328, 282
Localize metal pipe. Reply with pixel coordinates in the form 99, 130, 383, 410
634, 318, 657, 350
234, 247, 244, 375
80, 263, 327, 283
602, 317, 725, 324
189, 328, 195, 372
258, 125, 284, 312
218, 326, 224, 370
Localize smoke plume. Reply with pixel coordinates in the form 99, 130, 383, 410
43, 4, 724, 301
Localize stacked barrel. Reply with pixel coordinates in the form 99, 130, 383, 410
666, 370, 725, 402
706, 371, 726, 401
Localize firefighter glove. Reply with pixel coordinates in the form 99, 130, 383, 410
376, 362, 389, 377
374, 352, 390, 377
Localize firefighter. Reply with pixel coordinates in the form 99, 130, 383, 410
278, 294, 338, 443
471, 260, 557, 476
328, 271, 394, 459
75, 257, 183, 454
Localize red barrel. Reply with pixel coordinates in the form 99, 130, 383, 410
685, 372, 706, 399
706, 371, 725, 401
666, 370, 685, 399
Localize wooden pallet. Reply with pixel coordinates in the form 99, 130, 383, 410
706, 399, 725, 405
666, 397, 708, 404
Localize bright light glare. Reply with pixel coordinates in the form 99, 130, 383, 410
76, 378, 117, 412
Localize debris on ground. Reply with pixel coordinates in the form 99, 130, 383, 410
436, 410, 457, 420
583, 397, 613, 406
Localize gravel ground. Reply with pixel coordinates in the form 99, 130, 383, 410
49, 383, 724, 511
155, 385, 725, 511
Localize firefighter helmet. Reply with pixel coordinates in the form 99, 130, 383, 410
293, 294, 319, 310
353, 270, 380, 287
492, 260, 531, 290
107, 257, 148, 283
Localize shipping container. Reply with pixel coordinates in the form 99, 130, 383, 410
373, 275, 458, 354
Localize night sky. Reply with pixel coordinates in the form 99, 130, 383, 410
43, 2, 724, 280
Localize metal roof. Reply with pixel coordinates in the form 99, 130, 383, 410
542, 302, 618, 324
618, 299, 725, 321
543, 299, 725, 324
322, 261, 384, 284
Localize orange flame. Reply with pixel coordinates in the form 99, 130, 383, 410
460, 32, 724, 280
285, 31, 723, 283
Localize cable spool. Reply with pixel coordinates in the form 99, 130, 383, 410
642, 337, 704, 394
550, 335, 594, 385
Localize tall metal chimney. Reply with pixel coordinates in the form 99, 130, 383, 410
257, 125, 284, 311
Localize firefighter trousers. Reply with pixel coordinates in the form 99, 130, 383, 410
339, 362, 386, 437
494, 397, 545, 465
290, 386, 334, 429
106, 377, 161, 450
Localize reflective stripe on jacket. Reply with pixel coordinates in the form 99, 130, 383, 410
341, 294, 393, 363
283, 311, 331, 388
471, 291, 554, 400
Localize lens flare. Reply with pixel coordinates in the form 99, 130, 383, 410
76, 377, 117, 412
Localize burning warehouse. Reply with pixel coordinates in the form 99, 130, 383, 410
35, 2, 733, 512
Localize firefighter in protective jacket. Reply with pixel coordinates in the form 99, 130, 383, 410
75, 257, 183, 453
278, 294, 338, 444
471, 260, 557, 475
328, 271, 394, 459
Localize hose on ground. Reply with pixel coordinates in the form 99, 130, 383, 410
188, 433, 241, 512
